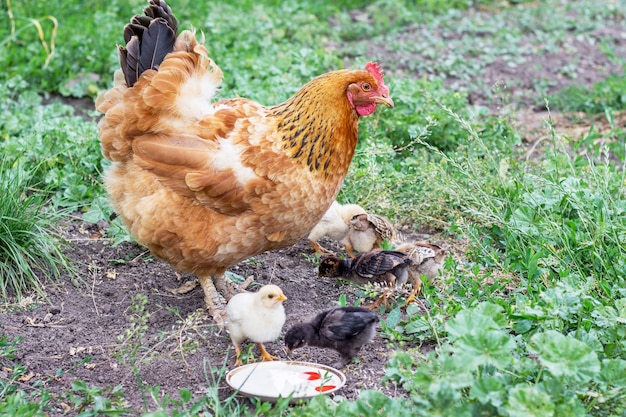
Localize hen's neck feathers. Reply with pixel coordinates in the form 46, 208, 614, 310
270, 70, 364, 179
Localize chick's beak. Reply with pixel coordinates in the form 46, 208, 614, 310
283, 346, 292, 355
375, 94, 394, 108
277, 294, 287, 302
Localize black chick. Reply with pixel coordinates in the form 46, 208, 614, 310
318, 249, 413, 287
284, 307, 379, 368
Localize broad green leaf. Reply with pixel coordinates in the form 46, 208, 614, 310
405, 316, 430, 334
386, 307, 402, 329
597, 359, 626, 388
454, 331, 516, 370
446, 302, 506, 340
528, 330, 600, 383
505, 384, 555, 417
469, 376, 504, 407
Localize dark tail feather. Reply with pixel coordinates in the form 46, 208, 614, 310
118, 0, 179, 87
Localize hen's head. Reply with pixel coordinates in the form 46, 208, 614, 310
257, 284, 287, 308
346, 62, 394, 116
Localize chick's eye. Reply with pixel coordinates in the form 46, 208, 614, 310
362, 82, 371, 91
268, 294, 274, 299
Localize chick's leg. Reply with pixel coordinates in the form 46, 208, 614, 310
309, 240, 334, 255
258, 343, 278, 362
404, 280, 423, 307
198, 275, 226, 328
233, 344, 243, 367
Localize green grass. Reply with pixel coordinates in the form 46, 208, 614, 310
2, 0, 626, 414
0, 158, 72, 299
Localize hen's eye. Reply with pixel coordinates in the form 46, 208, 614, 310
362, 82, 371, 91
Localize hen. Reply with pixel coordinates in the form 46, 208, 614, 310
95, 0, 393, 326
307, 200, 366, 255
341, 213, 403, 258
225, 284, 287, 366
284, 306, 379, 368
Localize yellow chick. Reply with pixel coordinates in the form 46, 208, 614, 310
226, 284, 287, 366
308, 200, 366, 254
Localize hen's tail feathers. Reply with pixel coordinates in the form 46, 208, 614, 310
119, 0, 179, 87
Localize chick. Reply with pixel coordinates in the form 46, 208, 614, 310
318, 250, 413, 308
341, 213, 404, 258
225, 284, 287, 366
284, 307, 379, 368
307, 200, 366, 255
395, 241, 449, 304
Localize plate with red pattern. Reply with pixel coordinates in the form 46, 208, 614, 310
226, 361, 346, 402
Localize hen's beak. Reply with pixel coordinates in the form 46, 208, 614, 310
375, 95, 394, 108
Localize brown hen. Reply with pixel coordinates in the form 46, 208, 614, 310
95, 0, 393, 327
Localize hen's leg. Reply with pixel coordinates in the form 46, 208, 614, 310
214, 273, 254, 301
198, 275, 226, 328
257, 343, 278, 361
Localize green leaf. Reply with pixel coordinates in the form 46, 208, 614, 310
446, 302, 506, 340
469, 375, 504, 407
597, 359, 626, 388
386, 307, 402, 329
405, 316, 430, 334
505, 384, 555, 417
454, 331, 516, 370
528, 330, 600, 384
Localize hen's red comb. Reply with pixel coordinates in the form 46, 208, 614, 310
365, 61, 387, 90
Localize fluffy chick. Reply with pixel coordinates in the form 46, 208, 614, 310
341, 213, 403, 257
318, 250, 413, 309
284, 307, 379, 368
307, 200, 366, 255
225, 284, 287, 366
395, 241, 449, 304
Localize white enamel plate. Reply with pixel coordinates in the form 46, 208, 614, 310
226, 361, 346, 402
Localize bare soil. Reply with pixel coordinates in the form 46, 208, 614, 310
1, 3, 625, 415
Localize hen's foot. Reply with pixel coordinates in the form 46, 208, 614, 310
214, 274, 254, 301
198, 276, 227, 329
258, 343, 278, 361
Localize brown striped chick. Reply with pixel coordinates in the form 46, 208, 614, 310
395, 241, 449, 304
318, 249, 413, 309
307, 201, 366, 255
341, 213, 404, 258
225, 284, 287, 366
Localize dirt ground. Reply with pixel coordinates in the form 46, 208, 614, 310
1, 3, 625, 416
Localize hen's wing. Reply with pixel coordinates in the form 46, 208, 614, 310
320, 308, 378, 341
